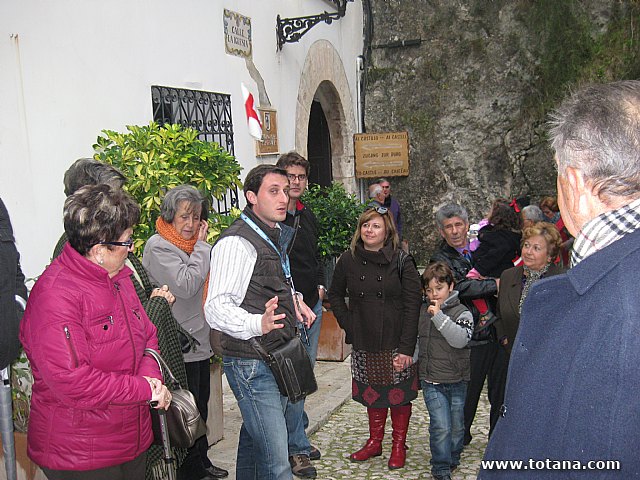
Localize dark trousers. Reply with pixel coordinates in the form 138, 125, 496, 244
463, 341, 508, 443
178, 359, 213, 479
43, 452, 146, 480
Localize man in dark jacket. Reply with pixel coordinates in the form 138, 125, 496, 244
481, 81, 640, 478
0, 197, 27, 371
430, 204, 507, 445
276, 152, 325, 478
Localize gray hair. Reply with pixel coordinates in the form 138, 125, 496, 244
160, 185, 204, 223
522, 205, 544, 223
435, 203, 469, 229
549, 80, 640, 200
63, 158, 126, 197
368, 184, 383, 198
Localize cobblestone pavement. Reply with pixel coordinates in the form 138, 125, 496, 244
308, 394, 490, 479
209, 359, 490, 479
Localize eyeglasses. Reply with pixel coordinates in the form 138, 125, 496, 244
367, 206, 388, 215
99, 239, 134, 248
287, 173, 307, 182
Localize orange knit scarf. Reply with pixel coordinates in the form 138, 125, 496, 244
156, 217, 210, 304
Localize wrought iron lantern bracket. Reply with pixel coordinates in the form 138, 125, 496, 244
276, 0, 351, 50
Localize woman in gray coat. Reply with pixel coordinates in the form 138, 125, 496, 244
143, 185, 227, 480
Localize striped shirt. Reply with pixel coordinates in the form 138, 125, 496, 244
204, 235, 263, 340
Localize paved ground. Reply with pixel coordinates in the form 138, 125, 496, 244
208, 358, 490, 479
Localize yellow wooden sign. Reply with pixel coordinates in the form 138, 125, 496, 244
354, 131, 409, 178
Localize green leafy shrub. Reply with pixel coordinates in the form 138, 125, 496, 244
93, 122, 242, 248
302, 182, 365, 261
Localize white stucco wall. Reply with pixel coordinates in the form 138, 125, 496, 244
0, 0, 363, 278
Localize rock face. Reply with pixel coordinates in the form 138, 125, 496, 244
363, 0, 636, 263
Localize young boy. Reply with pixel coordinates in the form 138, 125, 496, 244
419, 262, 474, 480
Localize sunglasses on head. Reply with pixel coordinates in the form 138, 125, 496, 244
367, 206, 388, 215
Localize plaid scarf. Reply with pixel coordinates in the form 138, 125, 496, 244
571, 197, 640, 267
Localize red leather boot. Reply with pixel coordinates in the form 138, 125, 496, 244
388, 403, 412, 469
350, 407, 388, 462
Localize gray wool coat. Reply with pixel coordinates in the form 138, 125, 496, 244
143, 234, 213, 363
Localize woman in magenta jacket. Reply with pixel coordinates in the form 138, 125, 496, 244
20, 185, 171, 480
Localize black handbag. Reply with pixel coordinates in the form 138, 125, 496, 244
250, 336, 318, 403
144, 348, 207, 448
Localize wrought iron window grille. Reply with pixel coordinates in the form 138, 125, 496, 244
276, 0, 353, 51
151, 85, 239, 215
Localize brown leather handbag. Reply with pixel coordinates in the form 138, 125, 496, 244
144, 348, 207, 448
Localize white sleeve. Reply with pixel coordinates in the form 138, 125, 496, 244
204, 236, 263, 339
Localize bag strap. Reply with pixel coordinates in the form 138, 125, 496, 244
144, 348, 182, 389
286, 214, 301, 256
249, 338, 273, 364
397, 250, 417, 280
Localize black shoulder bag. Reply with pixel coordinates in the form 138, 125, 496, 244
250, 337, 317, 404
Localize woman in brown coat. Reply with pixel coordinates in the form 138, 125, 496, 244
328, 206, 422, 470
496, 222, 564, 356
494, 222, 564, 412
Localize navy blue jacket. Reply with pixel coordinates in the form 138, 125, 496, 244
481, 227, 640, 478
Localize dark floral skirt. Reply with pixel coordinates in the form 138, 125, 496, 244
351, 349, 418, 408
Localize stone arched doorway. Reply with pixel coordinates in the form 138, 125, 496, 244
295, 40, 357, 193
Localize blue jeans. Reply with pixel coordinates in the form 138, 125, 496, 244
422, 380, 468, 477
224, 357, 292, 480
286, 299, 323, 456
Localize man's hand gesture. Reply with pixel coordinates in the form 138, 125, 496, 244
261, 296, 286, 334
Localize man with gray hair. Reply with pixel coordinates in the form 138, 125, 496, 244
481, 80, 640, 478
520, 204, 544, 228
430, 204, 505, 453
368, 183, 386, 208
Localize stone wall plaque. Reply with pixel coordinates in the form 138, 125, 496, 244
354, 131, 409, 178
224, 9, 252, 58
256, 108, 279, 156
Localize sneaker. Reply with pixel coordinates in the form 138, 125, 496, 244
309, 445, 322, 461
433, 475, 451, 480
289, 454, 317, 479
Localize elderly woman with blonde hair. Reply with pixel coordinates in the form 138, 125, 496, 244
493, 222, 564, 415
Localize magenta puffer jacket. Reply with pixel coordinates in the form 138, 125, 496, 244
20, 243, 162, 471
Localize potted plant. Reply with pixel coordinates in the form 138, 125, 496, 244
93, 122, 243, 248
94, 122, 243, 443
301, 182, 364, 285
301, 182, 364, 361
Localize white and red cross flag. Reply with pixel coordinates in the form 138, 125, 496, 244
241, 83, 262, 141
